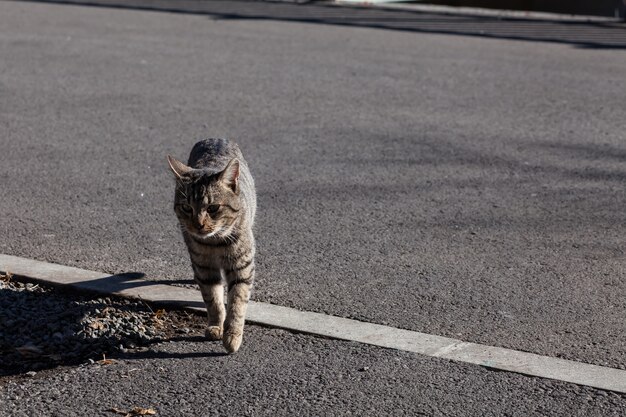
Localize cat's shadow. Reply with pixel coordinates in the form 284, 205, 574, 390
154, 279, 196, 286
51, 272, 195, 295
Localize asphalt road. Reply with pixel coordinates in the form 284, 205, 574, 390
0, 0, 625, 407
2, 280, 622, 416
2, 320, 625, 416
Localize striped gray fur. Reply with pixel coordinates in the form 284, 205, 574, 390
167, 138, 256, 353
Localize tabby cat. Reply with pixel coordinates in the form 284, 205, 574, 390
167, 138, 256, 353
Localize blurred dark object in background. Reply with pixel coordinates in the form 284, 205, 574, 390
421, 0, 626, 19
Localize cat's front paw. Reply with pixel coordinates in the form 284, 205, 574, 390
205, 326, 223, 341
223, 331, 243, 353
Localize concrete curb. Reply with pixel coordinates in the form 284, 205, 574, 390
2, 253, 625, 394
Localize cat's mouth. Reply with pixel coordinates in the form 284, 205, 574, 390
189, 227, 220, 239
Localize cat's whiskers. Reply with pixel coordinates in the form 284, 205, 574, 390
203, 230, 219, 238
189, 229, 217, 240
222, 230, 238, 245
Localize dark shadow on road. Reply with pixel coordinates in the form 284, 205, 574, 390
156, 279, 196, 286
0, 277, 216, 378
13, 271, 201, 307
11, 0, 626, 49
251, 128, 626, 368
530, 141, 626, 163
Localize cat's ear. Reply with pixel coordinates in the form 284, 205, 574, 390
167, 155, 193, 180
219, 158, 240, 192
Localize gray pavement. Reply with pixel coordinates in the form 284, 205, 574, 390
2, 274, 623, 416
2, 323, 625, 416
0, 1, 625, 411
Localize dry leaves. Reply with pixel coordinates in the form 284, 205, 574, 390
0, 271, 13, 282
90, 320, 105, 330
119, 368, 140, 378
132, 407, 156, 415
152, 309, 166, 328
97, 353, 117, 365
108, 406, 157, 416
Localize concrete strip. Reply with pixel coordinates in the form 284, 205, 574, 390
333, 0, 620, 22
1, 253, 625, 393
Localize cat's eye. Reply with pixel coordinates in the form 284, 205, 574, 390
180, 204, 193, 214
207, 204, 221, 215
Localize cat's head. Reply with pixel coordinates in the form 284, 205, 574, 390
167, 155, 241, 239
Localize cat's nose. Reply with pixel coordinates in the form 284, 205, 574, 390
192, 219, 204, 231
197, 225, 213, 234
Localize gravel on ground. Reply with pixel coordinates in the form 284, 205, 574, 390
0, 272, 205, 380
